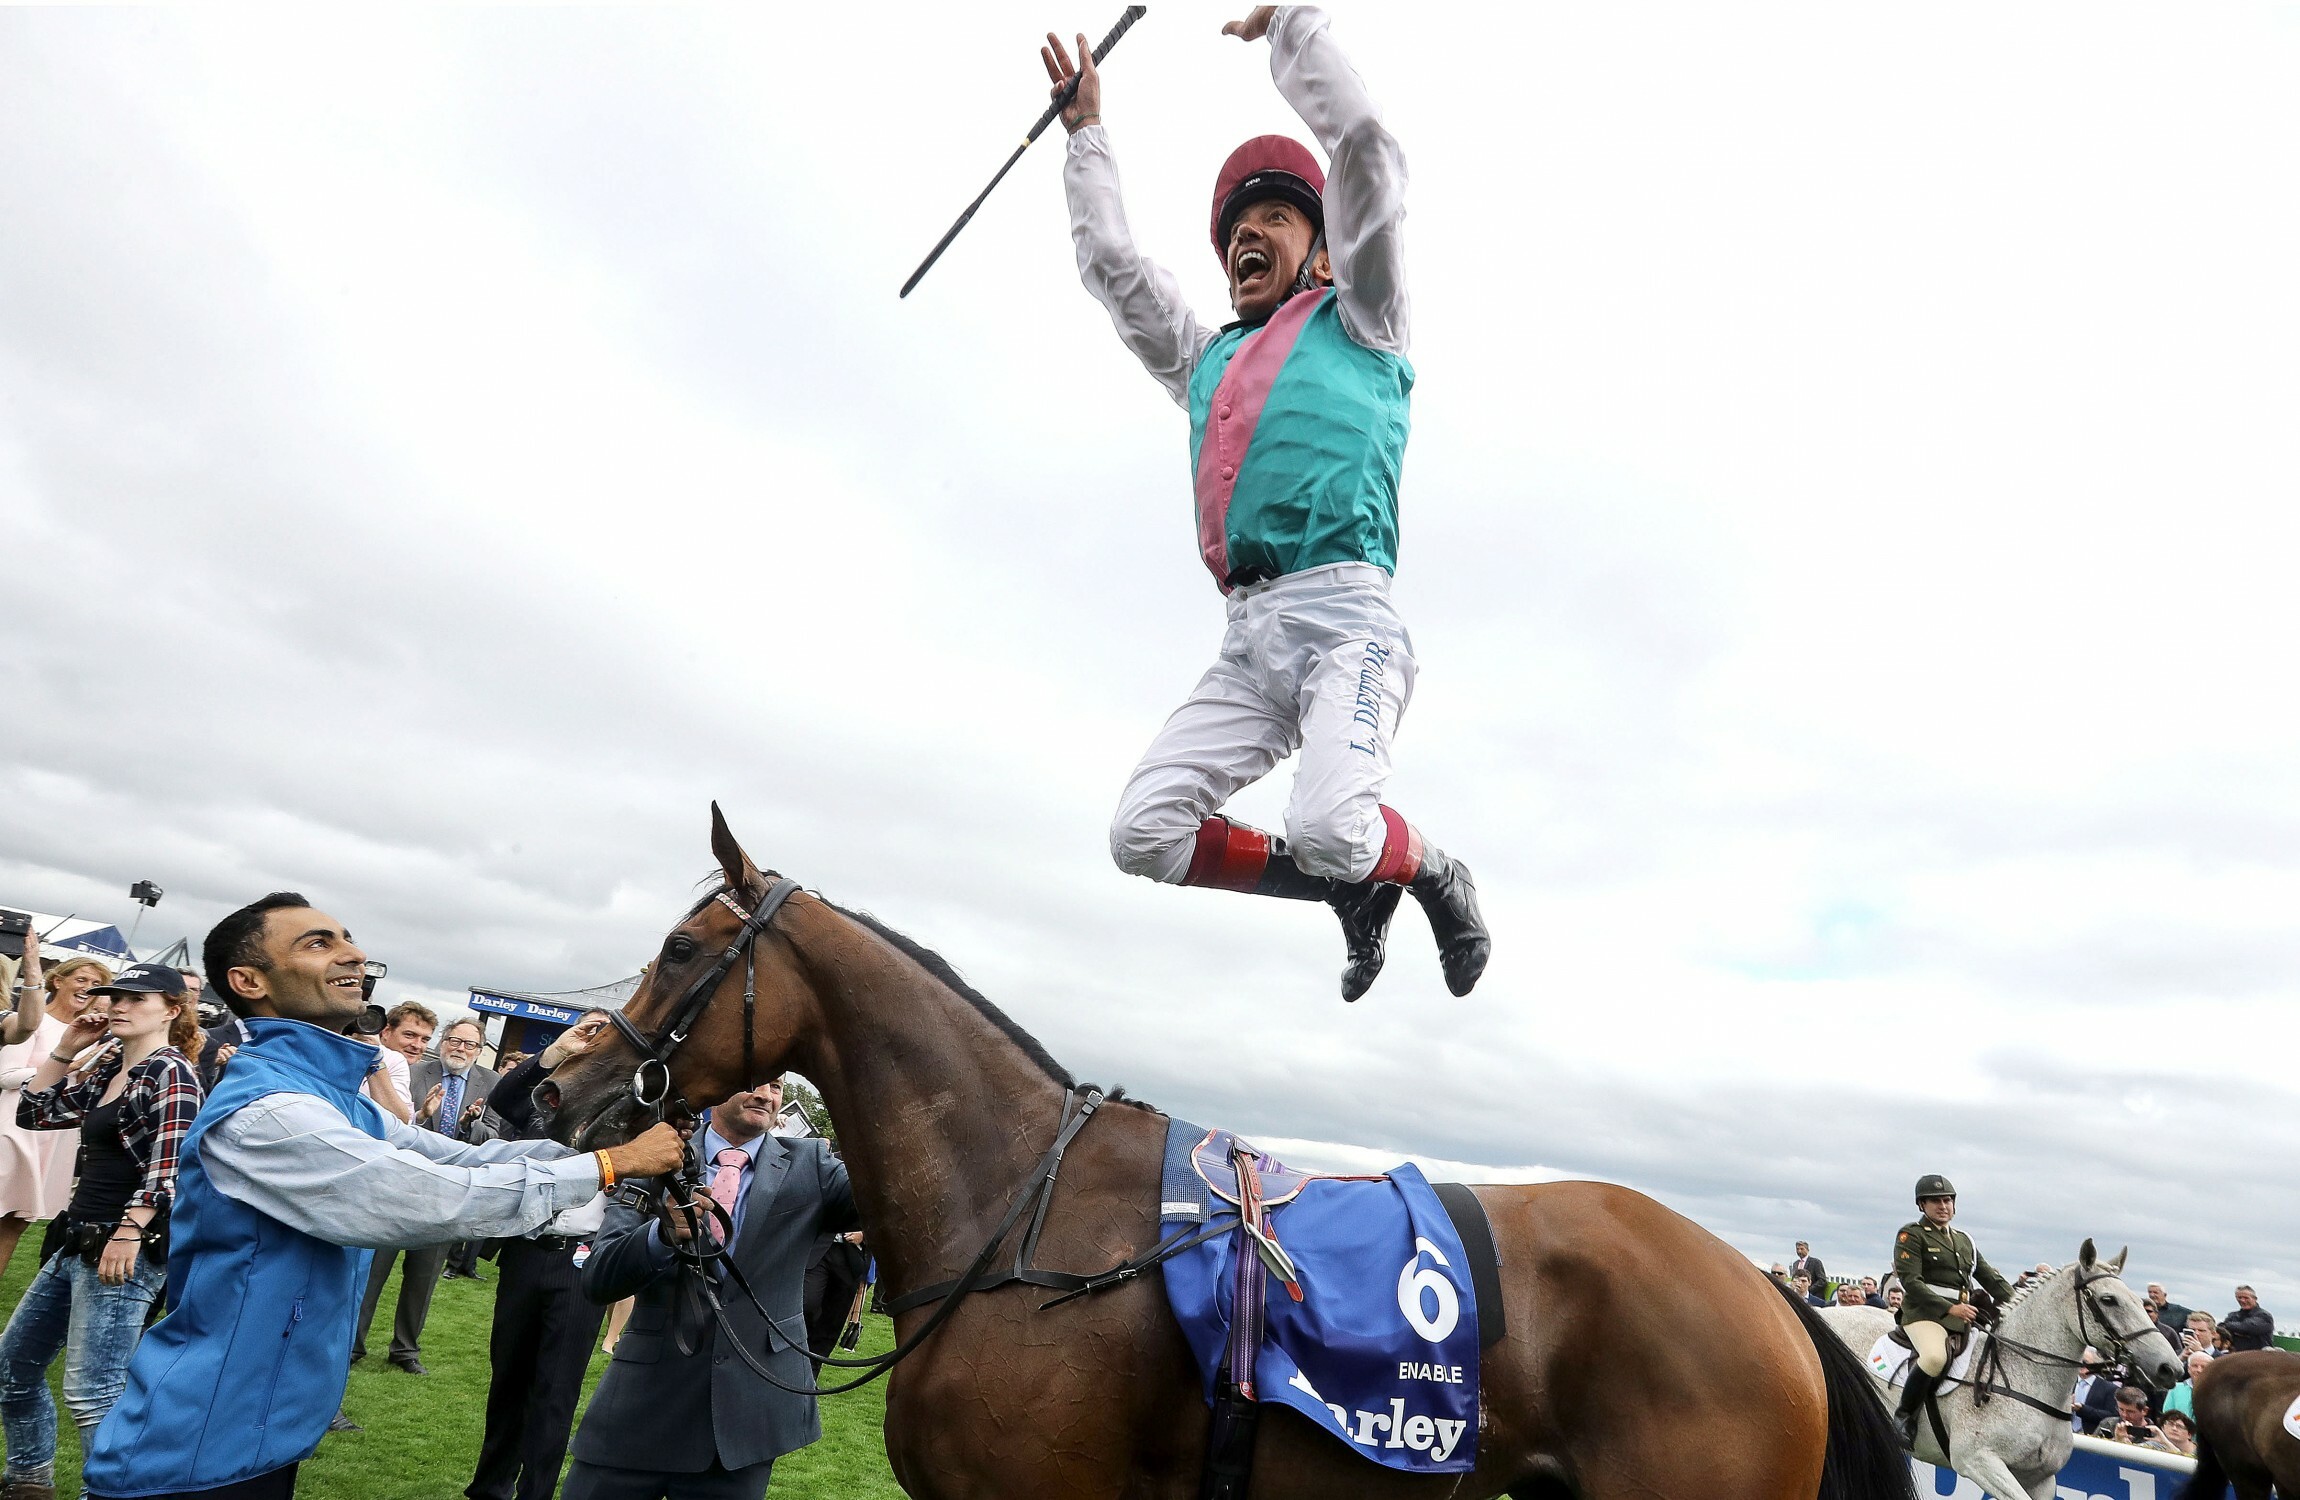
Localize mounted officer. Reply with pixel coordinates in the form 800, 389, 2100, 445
1889, 1173, 2015, 1446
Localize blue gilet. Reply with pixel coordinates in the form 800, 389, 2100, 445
1186, 287, 1414, 592
84, 1018, 388, 1497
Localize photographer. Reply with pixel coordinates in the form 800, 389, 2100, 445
78, 893, 684, 1500
2094, 1384, 2156, 1442
0, 963, 201, 1500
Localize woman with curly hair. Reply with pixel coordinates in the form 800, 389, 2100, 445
0, 937, 112, 1282
0, 962, 201, 1500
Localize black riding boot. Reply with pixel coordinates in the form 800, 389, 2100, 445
1409, 842, 1491, 996
1185, 818, 1403, 1001
1246, 838, 1404, 1003
1892, 1366, 1942, 1449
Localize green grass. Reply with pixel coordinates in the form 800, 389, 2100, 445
0, 1238, 906, 1499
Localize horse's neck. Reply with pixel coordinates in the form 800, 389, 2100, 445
1992, 1282, 2084, 1403
788, 909, 1071, 1304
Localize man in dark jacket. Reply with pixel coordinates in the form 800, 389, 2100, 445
566, 1083, 858, 1500
466, 1011, 618, 1500
2224, 1286, 2275, 1351
1791, 1242, 1826, 1296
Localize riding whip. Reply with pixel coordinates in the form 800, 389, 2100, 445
898, 6, 1148, 298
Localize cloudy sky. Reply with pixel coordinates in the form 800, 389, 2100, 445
5, 4, 2297, 1311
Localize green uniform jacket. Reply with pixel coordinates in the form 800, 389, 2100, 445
1892, 1219, 2014, 1332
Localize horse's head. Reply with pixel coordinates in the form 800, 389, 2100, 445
544, 803, 820, 1150
2051, 1239, 2185, 1391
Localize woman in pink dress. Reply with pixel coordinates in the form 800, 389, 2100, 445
0, 938, 112, 1281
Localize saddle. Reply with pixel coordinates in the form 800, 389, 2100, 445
1161, 1121, 1506, 1500
1191, 1132, 1340, 1212
1192, 1132, 1382, 1306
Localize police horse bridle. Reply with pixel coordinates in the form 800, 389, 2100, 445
598, 874, 1208, 1398
1961, 1263, 2160, 1425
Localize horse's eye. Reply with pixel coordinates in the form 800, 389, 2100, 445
664, 936, 698, 964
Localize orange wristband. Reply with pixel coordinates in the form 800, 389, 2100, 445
595, 1150, 616, 1190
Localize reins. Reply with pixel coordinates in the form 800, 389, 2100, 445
1966, 1267, 2151, 1421
596, 874, 1204, 1399
653, 1083, 1113, 1396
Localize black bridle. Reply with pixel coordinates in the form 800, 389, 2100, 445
606, 876, 803, 1125
1969, 1266, 2161, 1421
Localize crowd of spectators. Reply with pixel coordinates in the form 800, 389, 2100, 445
1773, 1237, 2279, 1463
0, 910, 868, 1500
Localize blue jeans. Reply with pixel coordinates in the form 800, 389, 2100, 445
0, 1249, 164, 1479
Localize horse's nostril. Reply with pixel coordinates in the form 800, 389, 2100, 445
536, 1081, 562, 1112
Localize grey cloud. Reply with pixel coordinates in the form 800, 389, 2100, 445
5, 6, 2298, 1331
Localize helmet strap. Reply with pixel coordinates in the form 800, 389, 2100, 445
1290, 228, 1328, 298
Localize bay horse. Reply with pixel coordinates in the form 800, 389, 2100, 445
544, 807, 1912, 1500
2177, 1348, 2300, 1500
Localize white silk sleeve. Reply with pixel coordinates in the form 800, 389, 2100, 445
1269, 6, 1410, 355
1064, 125, 1217, 407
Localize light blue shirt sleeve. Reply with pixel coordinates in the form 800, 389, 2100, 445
199, 1091, 603, 1250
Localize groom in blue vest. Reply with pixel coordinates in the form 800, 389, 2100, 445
82, 892, 686, 1500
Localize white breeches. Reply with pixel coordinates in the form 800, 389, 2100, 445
1110, 563, 1417, 885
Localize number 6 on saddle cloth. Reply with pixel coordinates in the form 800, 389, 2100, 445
1156, 1120, 1506, 1488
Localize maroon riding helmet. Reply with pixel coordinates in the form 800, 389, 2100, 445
1209, 135, 1325, 269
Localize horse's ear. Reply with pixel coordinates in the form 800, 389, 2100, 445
709, 802, 762, 895
2110, 1247, 2128, 1274
2078, 1238, 2098, 1268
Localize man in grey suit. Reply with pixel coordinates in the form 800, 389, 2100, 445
566, 1081, 858, 1500
351, 1016, 505, 1372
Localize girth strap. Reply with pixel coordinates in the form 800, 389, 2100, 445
1431, 1181, 1507, 1348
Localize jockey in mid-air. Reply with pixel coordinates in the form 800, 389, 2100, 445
1044, 6, 1490, 1002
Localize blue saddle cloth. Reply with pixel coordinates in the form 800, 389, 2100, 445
1158, 1118, 1480, 1474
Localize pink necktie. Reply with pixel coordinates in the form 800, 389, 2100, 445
708, 1148, 747, 1239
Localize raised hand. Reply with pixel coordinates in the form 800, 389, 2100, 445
541, 1012, 613, 1071
1221, 7, 1278, 42
53, 1008, 111, 1061
1041, 31, 1101, 134
17, 931, 41, 1000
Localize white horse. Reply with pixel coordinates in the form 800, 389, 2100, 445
1819, 1240, 2182, 1500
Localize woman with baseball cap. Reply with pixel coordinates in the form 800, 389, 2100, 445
1046, 6, 1490, 1004
0, 962, 202, 1500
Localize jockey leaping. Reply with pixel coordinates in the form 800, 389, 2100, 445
1046, 6, 1490, 1002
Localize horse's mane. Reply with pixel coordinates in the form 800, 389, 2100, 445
686, 875, 1153, 1111
824, 900, 1078, 1087
2001, 1260, 2073, 1312
822, 900, 1159, 1115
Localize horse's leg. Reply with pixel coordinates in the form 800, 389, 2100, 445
1953, 1449, 2032, 1500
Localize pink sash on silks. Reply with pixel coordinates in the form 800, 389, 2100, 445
1192, 289, 1330, 589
